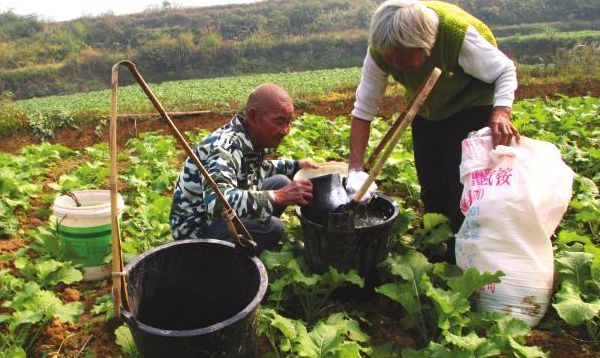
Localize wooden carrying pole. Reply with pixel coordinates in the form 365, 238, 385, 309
109, 60, 254, 318
365, 68, 442, 171
354, 67, 442, 203
109, 63, 128, 319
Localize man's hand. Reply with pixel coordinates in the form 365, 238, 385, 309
298, 159, 319, 170
489, 106, 520, 148
273, 179, 313, 206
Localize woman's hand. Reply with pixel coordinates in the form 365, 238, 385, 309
489, 106, 520, 148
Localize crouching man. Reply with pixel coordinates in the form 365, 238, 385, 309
170, 83, 317, 252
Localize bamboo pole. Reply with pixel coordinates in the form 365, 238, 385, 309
113, 60, 253, 244
365, 68, 440, 171
109, 60, 256, 318
109, 63, 129, 318
354, 67, 442, 203
116, 110, 211, 119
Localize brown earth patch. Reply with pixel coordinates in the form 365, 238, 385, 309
32, 281, 119, 357
35, 318, 117, 358
527, 329, 600, 358
0, 237, 24, 253
62, 287, 81, 303
1, 79, 598, 155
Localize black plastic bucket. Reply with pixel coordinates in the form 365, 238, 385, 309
121, 239, 268, 358
297, 195, 398, 290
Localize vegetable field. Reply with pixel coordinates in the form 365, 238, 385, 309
14, 68, 364, 115
0, 95, 598, 357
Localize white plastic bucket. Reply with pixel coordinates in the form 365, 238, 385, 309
53, 190, 124, 281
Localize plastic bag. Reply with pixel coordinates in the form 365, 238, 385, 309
456, 127, 573, 326
345, 170, 377, 202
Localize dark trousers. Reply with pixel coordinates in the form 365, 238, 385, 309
411, 106, 492, 262
205, 174, 290, 252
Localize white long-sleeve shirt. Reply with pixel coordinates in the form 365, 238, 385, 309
352, 9, 517, 122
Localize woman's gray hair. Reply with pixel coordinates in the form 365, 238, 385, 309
370, 0, 436, 55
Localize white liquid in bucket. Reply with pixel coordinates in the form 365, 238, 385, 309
53, 190, 124, 281
354, 215, 386, 228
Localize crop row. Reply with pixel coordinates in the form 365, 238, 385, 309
13, 68, 363, 115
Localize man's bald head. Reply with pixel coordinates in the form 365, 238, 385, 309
244, 83, 294, 150
245, 84, 292, 115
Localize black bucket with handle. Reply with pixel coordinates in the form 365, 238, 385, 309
120, 239, 267, 358
297, 194, 398, 291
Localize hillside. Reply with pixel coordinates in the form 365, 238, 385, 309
0, 0, 599, 100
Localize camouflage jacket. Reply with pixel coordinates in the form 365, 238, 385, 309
170, 114, 298, 240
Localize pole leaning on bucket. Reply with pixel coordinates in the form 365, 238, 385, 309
109, 60, 255, 318
109, 63, 129, 319
354, 67, 442, 203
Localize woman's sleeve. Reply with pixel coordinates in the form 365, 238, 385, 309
351, 49, 390, 122
458, 26, 518, 108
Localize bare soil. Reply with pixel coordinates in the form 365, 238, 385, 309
0, 79, 598, 154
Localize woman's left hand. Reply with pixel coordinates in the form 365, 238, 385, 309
489, 106, 520, 148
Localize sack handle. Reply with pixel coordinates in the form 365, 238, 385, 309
109, 60, 256, 318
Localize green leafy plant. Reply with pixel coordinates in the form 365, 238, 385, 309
552, 231, 600, 342
402, 213, 454, 262
26, 113, 53, 140
374, 249, 547, 357
91, 294, 114, 320
27, 223, 65, 261
8, 248, 82, 289
278, 114, 351, 161
115, 325, 139, 358
260, 309, 369, 357
567, 176, 599, 238
402, 313, 547, 357
0, 282, 83, 355
261, 248, 363, 323
0, 92, 27, 137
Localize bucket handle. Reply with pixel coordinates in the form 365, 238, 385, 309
121, 309, 138, 329
63, 191, 82, 207
355, 67, 441, 203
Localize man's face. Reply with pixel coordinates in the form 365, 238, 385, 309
247, 99, 294, 149
382, 47, 426, 72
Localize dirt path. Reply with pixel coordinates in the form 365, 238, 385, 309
1, 79, 598, 154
